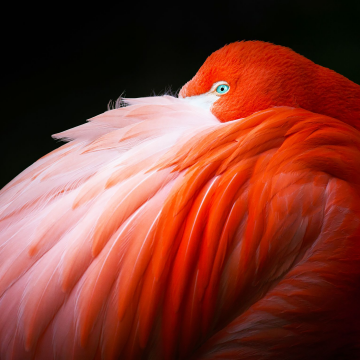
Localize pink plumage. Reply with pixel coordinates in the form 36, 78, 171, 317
1, 41, 360, 359
0, 96, 221, 359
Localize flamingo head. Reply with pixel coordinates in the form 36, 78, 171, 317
179, 41, 326, 122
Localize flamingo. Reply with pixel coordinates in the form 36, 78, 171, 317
0, 41, 360, 360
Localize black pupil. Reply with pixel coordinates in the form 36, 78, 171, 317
221, 86, 225, 91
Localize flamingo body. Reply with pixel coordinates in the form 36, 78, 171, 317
1, 41, 360, 359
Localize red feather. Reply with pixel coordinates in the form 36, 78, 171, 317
1, 41, 360, 359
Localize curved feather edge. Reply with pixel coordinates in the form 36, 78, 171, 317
0, 97, 360, 359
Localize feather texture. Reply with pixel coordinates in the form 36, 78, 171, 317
1, 94, 360, 359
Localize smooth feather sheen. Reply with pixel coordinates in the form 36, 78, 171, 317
1, 41, 360, 359
1, 98, 360, 359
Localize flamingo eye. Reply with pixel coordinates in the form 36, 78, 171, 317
215, 84, 230, 94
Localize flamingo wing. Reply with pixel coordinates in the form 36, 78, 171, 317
0, 97, 359, 359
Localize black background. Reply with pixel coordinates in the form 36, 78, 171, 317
1, 0, 359, 188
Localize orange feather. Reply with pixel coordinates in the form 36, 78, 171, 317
1, 41, 360, 360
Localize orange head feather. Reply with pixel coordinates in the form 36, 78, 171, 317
180, 41, 360, 128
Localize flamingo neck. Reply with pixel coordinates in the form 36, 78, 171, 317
310, 65, 360, 130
